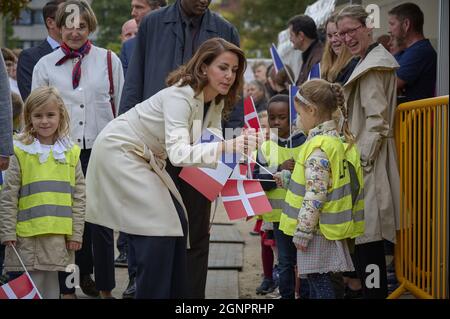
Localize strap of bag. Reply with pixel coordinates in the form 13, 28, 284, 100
107, 50, 116, 117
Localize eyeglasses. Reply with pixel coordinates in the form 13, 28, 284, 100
338, 25, 364, 39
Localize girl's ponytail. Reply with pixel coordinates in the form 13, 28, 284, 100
329, 83, 355, 149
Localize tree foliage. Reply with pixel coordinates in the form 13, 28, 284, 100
224, 0, 316, 58
91, 0, 131, 53
0, 0, 30, 20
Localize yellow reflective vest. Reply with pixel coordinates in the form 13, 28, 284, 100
259, 140, 302, 222
279, 135, 364, 239
14, 143, 81, 237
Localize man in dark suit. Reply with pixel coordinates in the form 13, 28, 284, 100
119, 0, 240, 299
16, 0, 63, 101
121, 0, 167, 77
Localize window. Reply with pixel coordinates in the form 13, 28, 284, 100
33, 10, 45, 25
13, 9, 33, 25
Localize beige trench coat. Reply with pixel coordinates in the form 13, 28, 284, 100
343, 44, 400, 244
85, 85, 223, 238
0, 156, 85, 272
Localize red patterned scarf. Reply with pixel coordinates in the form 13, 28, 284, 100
55, 40, 92, 89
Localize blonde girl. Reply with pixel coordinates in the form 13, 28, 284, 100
279, 79, 363, 299
0, 86, 85, 299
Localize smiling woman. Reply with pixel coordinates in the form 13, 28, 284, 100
84, 38, 259, 299
336, 5, 400, 299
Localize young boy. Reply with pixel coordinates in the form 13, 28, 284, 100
253, 94, 306, 298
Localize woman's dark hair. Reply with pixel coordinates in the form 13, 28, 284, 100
166, 38, 246, 120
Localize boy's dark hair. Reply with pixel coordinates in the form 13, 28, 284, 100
287, 14, 318, 40
43, 0, 65, 29
389, 2, 424, 35
267, 94, 290, 110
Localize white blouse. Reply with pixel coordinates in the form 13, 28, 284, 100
31, 45, 124, 149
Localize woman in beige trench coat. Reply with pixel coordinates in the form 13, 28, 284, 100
85, 38, 257, 299
337, 5, 401, 299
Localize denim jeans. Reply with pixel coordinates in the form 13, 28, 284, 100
308, 273, 336, 299
273, 222, 297, 299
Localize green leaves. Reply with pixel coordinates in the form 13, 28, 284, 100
0, 0, 30, 19
224, 0, 315, 58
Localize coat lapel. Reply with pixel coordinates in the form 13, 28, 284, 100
164, 2, 184, 69
197, 10, 219, 45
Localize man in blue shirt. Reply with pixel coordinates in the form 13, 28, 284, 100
388, 2, 437, 103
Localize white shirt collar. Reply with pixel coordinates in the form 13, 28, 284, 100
14, 136, 74, 164
46, 36, 60, 50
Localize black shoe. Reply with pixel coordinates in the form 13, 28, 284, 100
344, 286, 363, 299
80, 274, 100, 298
255, 277, 277, 295
115, 251, 128, 268
122, 276, 136, 299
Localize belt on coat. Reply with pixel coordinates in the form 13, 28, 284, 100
125, 108, 190, 246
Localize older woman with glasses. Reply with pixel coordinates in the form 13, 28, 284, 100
336, 5, 400, 299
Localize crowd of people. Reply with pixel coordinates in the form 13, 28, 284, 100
0, 0, 438, 299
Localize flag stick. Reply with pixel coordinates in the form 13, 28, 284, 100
11, 245, 43, 299
239, 151, 274, 176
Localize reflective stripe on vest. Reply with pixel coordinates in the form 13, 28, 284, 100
18, 205, 73, 222
14, 142, 80, 237
280, 135, 365, 239
20, 180, 74, 197
259, 140, 302, 222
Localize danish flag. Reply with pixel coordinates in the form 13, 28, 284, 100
179, 129, 238, 201
0, 273, 42, 299
221, 179, 272, 220
243, 96, 260, 131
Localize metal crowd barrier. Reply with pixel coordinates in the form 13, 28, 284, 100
389, 95, 449, 299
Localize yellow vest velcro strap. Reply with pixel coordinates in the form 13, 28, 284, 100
20, 180, 73, 197
353, 210, 364, 222
18, 205, 72, 222
288, 180, 305, 197
269, 198, 285, 210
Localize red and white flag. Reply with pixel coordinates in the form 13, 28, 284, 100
179, 129, 238, 201
0, 273, 42, 299
243, 96, 260, 131
221, 179, 272, 220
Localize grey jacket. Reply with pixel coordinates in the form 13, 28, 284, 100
0, 54, 13, 157
119, 0, 240, 114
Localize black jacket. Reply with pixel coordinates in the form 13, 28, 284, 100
17, 40, 53, 101
119, 0, 240, 115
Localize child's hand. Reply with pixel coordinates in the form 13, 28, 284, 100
2, 241, 16, 247
66, 241, 82, 251
295, 243, 308, 252
274, 172, 283, 188
280, 159, 295, 171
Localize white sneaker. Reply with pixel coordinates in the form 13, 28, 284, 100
265, 287, 281, 299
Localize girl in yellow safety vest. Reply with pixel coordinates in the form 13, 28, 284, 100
276, 79, 363, 299
0, 86, 85, 299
